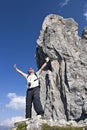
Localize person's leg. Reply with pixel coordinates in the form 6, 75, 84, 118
33, 87, 44, 116
26, 89, 33, 118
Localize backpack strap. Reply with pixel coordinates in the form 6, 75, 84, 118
27, 74, 30, 78
34, 73, 40, 86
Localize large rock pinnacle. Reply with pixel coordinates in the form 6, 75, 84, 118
36, 14, 87, 121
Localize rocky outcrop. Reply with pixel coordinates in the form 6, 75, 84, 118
11, 117, 87, 130
36, 14, 87, 122
11, 14, 87, 130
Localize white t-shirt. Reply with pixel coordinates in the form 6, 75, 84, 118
23, 72, 40, 89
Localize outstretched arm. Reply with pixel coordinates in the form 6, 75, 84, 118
13, 64, 27, 78
38, 57, 49, 75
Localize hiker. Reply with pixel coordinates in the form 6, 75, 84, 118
13, 57, 49, 118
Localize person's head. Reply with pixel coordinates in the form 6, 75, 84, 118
28, 67, 34, 74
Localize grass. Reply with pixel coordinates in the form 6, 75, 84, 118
16, 121, 27, 130
41, 124, 87, 130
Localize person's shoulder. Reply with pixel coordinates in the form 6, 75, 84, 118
35, 71, 39, 77
24, 73, 29, 79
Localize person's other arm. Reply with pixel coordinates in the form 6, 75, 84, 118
13, 64, 27, 78
38, 57, 49, 75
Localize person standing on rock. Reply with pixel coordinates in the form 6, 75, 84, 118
13, 57, 49, 119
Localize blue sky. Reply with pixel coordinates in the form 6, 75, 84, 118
0, 0, 87, 128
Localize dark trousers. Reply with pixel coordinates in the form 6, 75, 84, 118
26, 86, 44, 118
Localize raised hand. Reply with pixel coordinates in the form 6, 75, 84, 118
13, 64, 17, 69
45, 57, 50, 63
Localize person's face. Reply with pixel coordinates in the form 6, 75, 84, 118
28, 68, 34, 74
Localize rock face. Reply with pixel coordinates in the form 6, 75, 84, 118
36, 14, 87, 122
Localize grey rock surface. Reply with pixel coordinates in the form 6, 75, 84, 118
36, 14, 87, 122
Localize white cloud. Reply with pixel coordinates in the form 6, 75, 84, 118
84, 11, 87, 20
0, 116, 24, 127
60, 0, 70, 7
6, 93, 25, 110
83, 4, 87, 21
